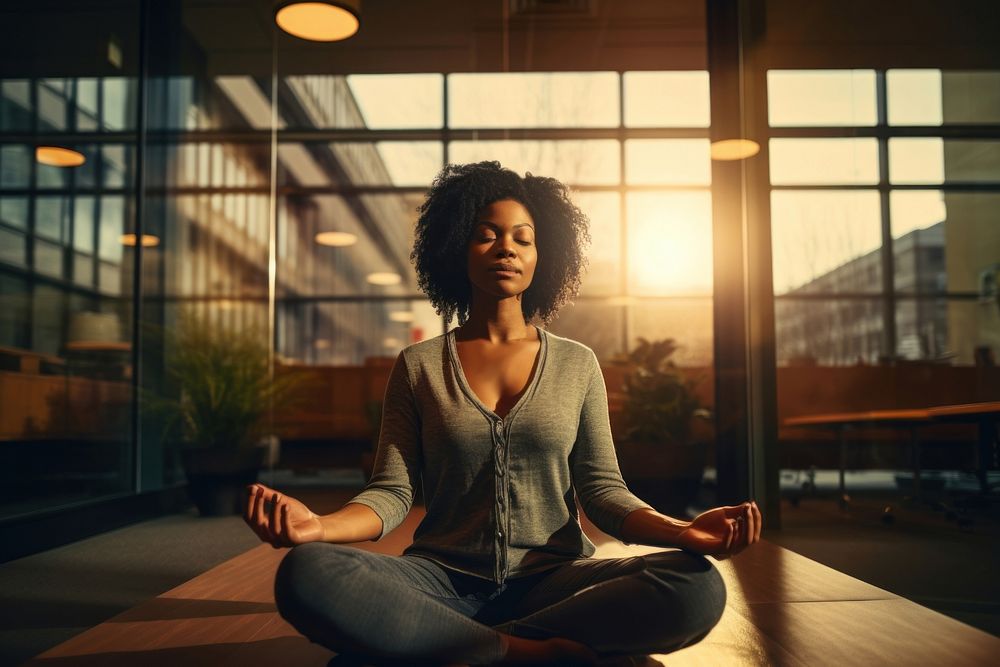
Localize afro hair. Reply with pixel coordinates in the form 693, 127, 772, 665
411, 161, 591, 327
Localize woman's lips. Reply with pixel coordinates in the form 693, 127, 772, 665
490, 269, 518, 279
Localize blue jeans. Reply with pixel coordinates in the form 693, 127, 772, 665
274, 543, 727, 666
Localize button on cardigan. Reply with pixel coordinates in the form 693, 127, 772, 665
346, 327, 654, 586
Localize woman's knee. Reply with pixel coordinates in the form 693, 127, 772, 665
273, 542, 357, 621
643, 551, 727, 642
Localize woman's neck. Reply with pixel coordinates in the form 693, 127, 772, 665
458, 294, 535, 344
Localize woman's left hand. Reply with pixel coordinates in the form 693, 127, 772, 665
675, 500, 761, 560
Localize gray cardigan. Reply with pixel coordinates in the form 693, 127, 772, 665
346, 326, 654, 585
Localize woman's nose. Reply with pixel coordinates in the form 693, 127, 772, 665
496, 240, 515, 257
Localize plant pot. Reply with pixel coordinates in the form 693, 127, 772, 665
618, 440, 708, 516
181, 445, 270, 516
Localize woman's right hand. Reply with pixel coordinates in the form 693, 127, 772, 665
244, 483, 324, 548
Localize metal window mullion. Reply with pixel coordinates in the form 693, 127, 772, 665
618, 71, 628, 355
876, 70, 896, 361
130, 0, 151, 494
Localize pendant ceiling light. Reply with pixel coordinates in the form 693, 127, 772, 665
710, 139, 760, 161
315, 231, 358, 246
120, 233, 160, 247
275, 1, 361, 42
36, 146, 86, 167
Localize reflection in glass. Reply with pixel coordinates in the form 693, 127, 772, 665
375, 142, 442, 186
767, 69, 877, 127
623, 71, 710, 128
775, 298, 884, 365
448, 72, 619, 128
346, 74, 443, 129
890, 191, 946, 294
626, 191, 712, 296
888, 70, 1000, 126
450, 140, 619, 186
547, 300, 624, 361
890, 139, 1000, 184
629, 298, 713, 367
625, 139, 711, 185
769, 138, 879, 185
571, 191, 619, 296
771, 190, 882, 295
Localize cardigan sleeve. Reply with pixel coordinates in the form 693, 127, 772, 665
569, 349, 654, 541
345, 350, 423, 540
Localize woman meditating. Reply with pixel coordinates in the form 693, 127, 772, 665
245, 161, 761, 666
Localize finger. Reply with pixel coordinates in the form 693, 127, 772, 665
244, 485, 256, 525
246, 486, 267, 541
723, 502, 752, 518
753, 501, 762, 542
267, 493, 281, 541
731, 518, 744, 555
254, 485, 267, 535
744, 504, 755, 548
723, 520, 735, 551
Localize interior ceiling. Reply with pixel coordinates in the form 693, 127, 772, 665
184, 0, 707, 76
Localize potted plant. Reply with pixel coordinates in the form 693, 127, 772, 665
151, 314, 299, 516
610, 337, 709, 515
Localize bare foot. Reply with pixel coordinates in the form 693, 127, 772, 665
498, 635, 599, 666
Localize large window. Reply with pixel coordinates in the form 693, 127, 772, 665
769, 69, 1000, 366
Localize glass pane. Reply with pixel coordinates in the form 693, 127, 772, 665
890, 191, 946, 294
623, 71, 710, 128
448, 72, 619, 128
35, 196, 69, 242
628, 298, 714, 367
76, 77, 99, 131
278, 193, 422, 296
546, 300, 624, 361
74, 196, 96, 252
922, 298, 1000, 365
775, 298, 885, 365
767, 70, 877, 127
626, 191, 713, 296
98, 195, 125, 263
278, 142, 442, 188
0, 4, 139, 521
894, 192, 1000, 296
1, 79, 33, 131
771, 190, 882, 295
449, 140, 619, 186
572, 191, 620, 296
346, 74, 443, 129
0, 227, 26, 266
896, 298, 950, 361
201, 75, 276, 130
769, 138, 880, 185
101, 77, 135, 131
625, 139, 711, 185
74, 253, 94, 286
889, 70, 1000, 126
887, 69, 942, 126
102, 144, 131, 188
37, 79, 68, 131
890, 139, 1000, 184
1, 144, 31, 189
375, 142, 442, 187
281, 300, 433, 366
0, 196, 28, 228
34, 239, 64, 278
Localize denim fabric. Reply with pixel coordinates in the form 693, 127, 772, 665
274, 543, 727, 666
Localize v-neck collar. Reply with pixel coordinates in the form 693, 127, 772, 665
446, 326, 548, 423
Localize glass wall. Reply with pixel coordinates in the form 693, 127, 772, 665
0, 0, 719, 522
0, 2, 141, 516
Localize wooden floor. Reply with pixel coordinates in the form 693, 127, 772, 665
24, 508, 1000, 667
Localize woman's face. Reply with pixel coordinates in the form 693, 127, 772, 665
466, 198, 537, 302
